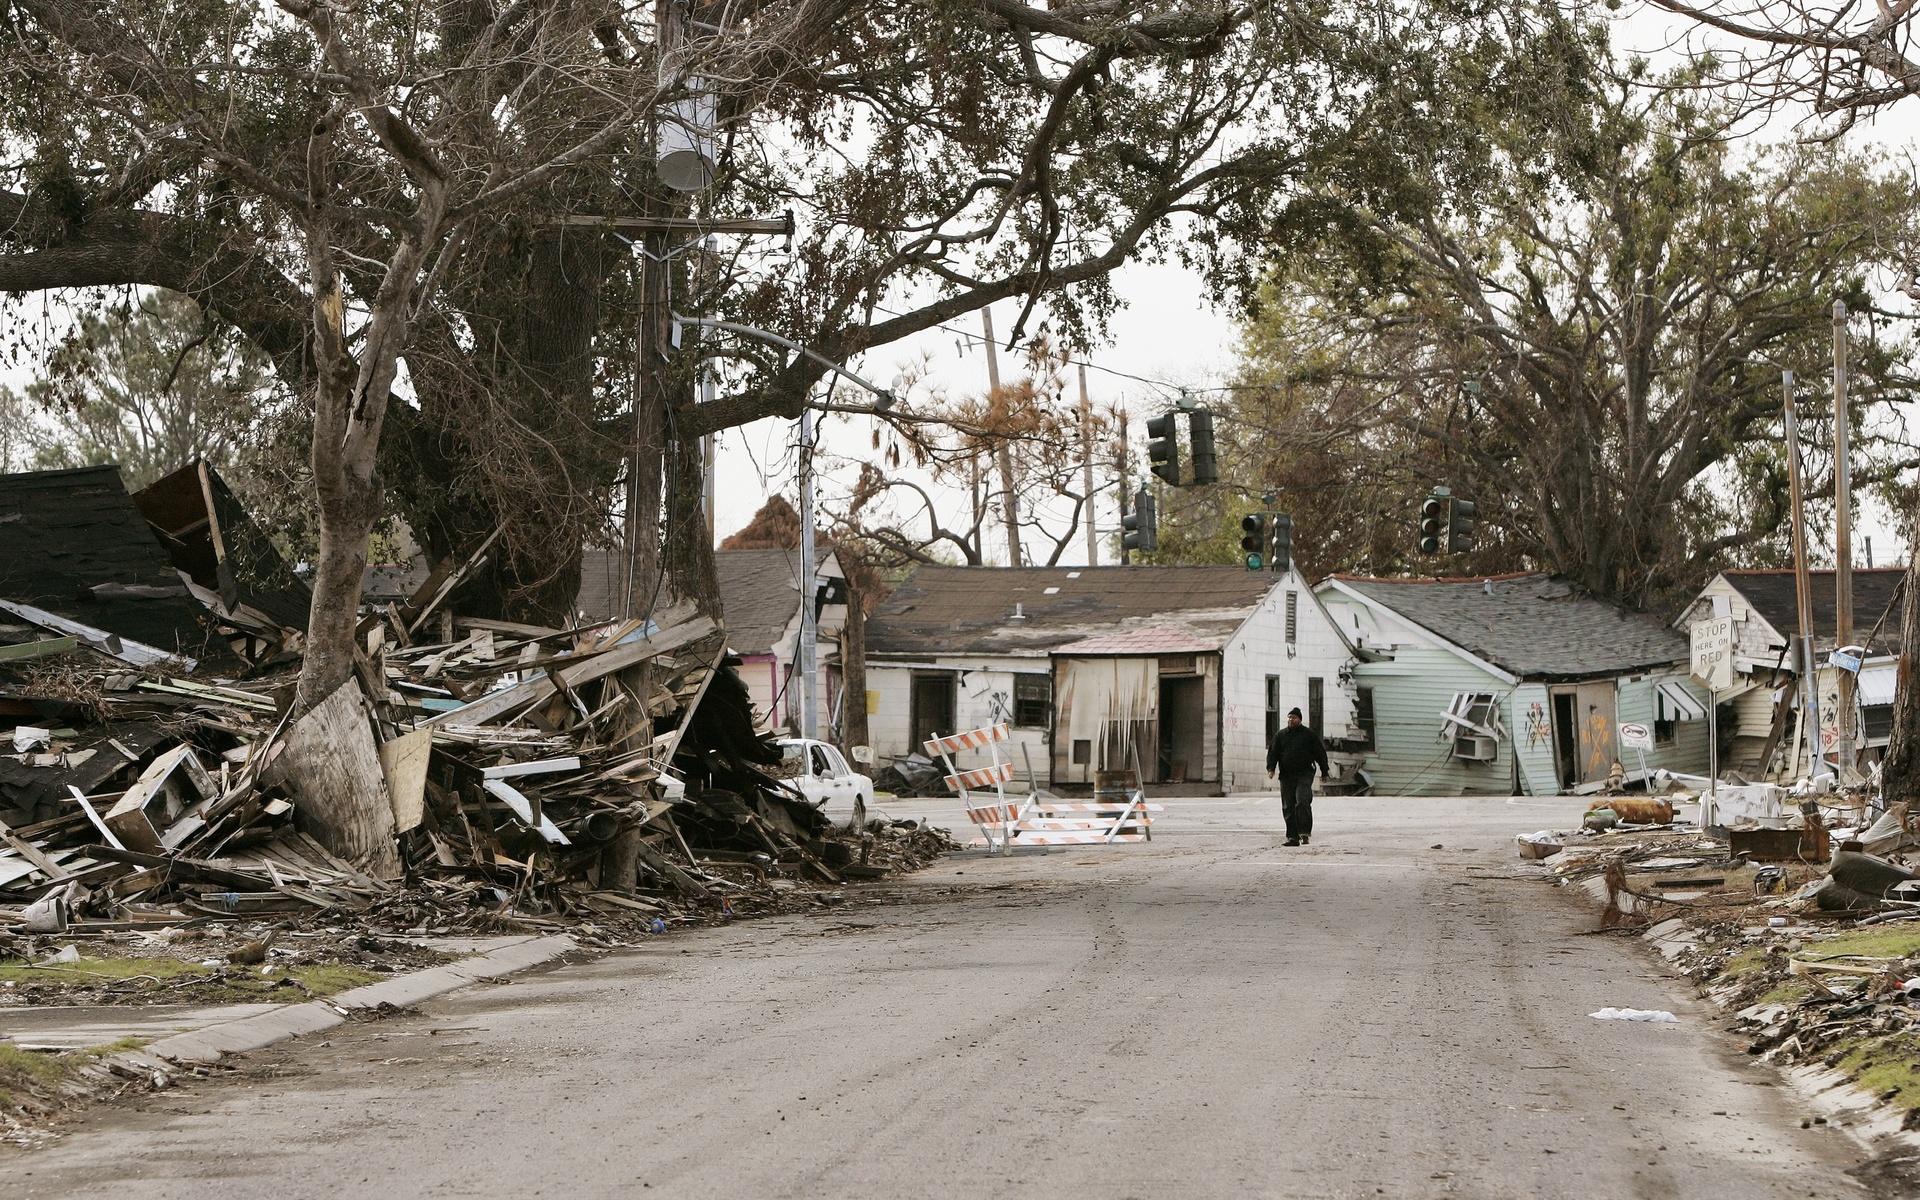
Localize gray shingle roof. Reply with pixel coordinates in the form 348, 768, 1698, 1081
1337, 573, 1686, 680
1718, 568, 1906, 655
867, 565, 1277, 656
577, 547, 803, 656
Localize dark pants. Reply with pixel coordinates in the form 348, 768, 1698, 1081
1279, 773, 1314, 841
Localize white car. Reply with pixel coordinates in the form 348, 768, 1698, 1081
775, 738, 876, 829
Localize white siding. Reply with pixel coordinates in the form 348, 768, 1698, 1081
1222, 568, 1356, 791
865, 653, 1052, 789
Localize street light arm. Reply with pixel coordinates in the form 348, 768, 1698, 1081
673, 313, 895, 409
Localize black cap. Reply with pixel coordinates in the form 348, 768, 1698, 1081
1288, 707, 1302, 718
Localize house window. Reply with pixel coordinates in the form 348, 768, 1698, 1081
1655, 718, 1676, 746
1013, 675, 1051, 728
1307, 677, 1324, 733
1265, 675, 1281, 745
1355, 687, 1376, 750
1285, 592, 1299, 644
1071, 739, 1092, 765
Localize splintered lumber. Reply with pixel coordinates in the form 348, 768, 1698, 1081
103, 744, 213, 854
418, 616, 716, 730
480, 757, 582, 780
263, 679, 402, 879
378, 729, 434, 833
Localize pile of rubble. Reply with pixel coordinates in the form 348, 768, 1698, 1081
0, 463, 953, 948
1519, 780, 1920, 1126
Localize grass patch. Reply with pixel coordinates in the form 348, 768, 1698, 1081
1756, 981, 1814, 1006
1794, 928, 1920, 962
1837, 1035, 1920, 1113
0, 955, 382, 1005
0, 1043, 78, 1112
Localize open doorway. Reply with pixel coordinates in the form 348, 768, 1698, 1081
909, 672, 956, 751
1158, 675, 1205, 783
1552, 690, 1578, 788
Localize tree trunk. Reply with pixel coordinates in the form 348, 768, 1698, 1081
297, 473, 380, 712
664, 423, 721, 617
1881, 560, 1920, 806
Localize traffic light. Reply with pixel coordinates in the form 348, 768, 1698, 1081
1447, 497, 1477, 554
1270, 513, 1293, 574
1187, 412, 1218, 485
1239, 513, 1267, 571
1418, 491, 1446, 555
1146, 413, 1180, 486
1123, 488, 1158, 553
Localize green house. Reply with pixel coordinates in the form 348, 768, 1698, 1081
1314, 574, 1712, 795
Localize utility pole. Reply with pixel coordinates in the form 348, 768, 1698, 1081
797, 401, 818, 740
1834, 299, 1856, 781
1116, 407, 1132, 566
980, 307, 1024, 567
1078, 362, 1098, 566
1783, 369, 1824, 779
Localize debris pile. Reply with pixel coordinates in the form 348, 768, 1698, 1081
0, 464, 952, 946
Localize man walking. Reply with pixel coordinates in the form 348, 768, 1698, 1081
1267, 707, 1329, 846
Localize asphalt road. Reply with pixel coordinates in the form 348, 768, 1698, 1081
7, 793, 1893, 1198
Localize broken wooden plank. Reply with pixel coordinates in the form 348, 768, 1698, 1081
0, 635, 79, 662
479, 756, 583, 781
418, 616, 716, 730
262, 679, 402, 879
378, 729, 434, 834
0, 816, 70, 880
0, 598, 198, 671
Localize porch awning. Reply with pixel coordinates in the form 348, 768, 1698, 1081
1656, 681, 1707, 722
1859, 662, 1898, 708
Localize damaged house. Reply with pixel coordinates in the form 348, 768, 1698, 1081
1674, 568, 1905, 778
1315, 574, 1712, 795
863, 565, 1360, 793
578, 546, 846, 733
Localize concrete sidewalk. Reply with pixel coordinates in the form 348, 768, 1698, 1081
1, 934, 577, 1068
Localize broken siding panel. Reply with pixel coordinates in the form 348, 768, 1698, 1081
1510, 683, 1557, 795
1052, 656, 1158, 786
1353, 648, 1515, 795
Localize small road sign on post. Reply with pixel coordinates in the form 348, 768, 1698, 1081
1619, 721, 1654, 786
1690, 617, 1735, 828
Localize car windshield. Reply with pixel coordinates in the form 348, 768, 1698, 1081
780, 743, 806, 769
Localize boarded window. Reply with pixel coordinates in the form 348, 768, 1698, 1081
1071, 739, 1092, 765
1355, 687, 1376, 749
1285, 592, 1298, 644
1013, 674, 1051, 728
1307, 677, 1324, 732
1265, 675, 1281, 745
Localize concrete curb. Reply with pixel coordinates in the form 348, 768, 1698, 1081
101, 934, 578, 1074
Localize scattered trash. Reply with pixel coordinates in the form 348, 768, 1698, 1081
1589, 1007, 1678, 1022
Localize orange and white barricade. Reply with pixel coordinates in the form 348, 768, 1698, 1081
924, 725, 1161, 854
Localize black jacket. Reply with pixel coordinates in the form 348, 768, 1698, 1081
1267, 724, 1329, 778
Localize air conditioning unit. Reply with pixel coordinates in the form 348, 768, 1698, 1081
1452, 735, 1497, 762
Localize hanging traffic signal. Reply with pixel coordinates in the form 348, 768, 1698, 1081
1418, 491, 1446, 555
1448, 497, 1477, 554
1123, 488, 1158, 553
1270, 513, 1293, 574
1239, 513, 1267, 571
1187, 412, 1218, 485
1146, 413, 1180, 486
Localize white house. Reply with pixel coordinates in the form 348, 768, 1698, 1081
863, 565, 1359, 794
1673, 568, 1905, 778
1315, 573, 1712, 795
